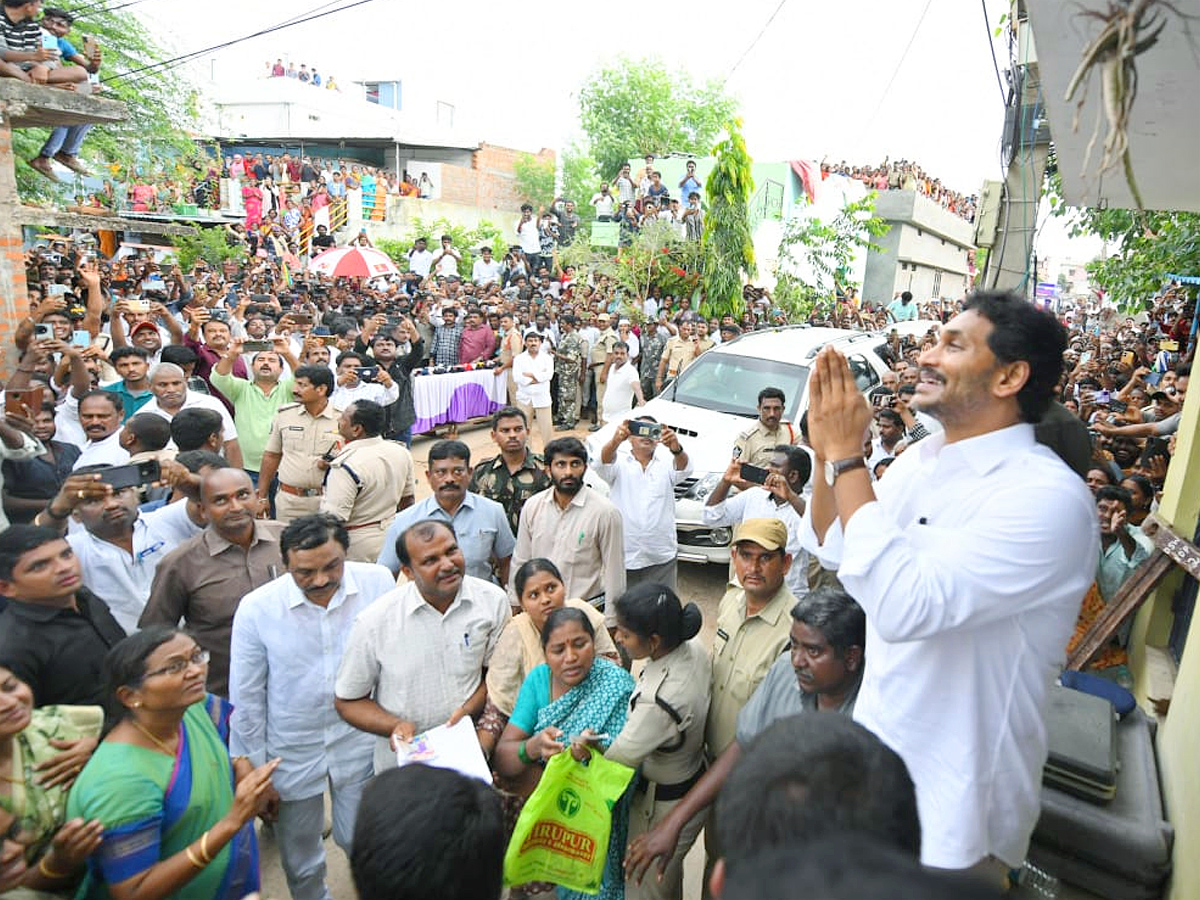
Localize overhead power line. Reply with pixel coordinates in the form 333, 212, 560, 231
104, 0, 379, 86
980, 0, 1009, 104
723, 0, 790, 87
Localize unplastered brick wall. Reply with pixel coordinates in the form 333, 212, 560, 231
434, 143, 556, 211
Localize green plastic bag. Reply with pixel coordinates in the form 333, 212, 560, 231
504, 748, 635, 894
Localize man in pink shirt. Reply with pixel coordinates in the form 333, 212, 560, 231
458, 309, 496, 364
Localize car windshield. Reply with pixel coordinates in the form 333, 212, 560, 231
668, 352, 809, 420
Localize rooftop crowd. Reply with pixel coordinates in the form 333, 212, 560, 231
821, 158, 978, 223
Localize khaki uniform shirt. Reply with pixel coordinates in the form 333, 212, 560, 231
732, 421, 796, 468
606, 639, 711, 786
321, 436, 415, 527
705, 581, 795, 757
264, 402, 343, 491
590, 327, 618, 366
661, 336, 711, 378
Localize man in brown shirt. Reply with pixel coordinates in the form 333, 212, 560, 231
140, 467, 284, 695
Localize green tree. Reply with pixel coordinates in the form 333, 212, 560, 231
701, 120, 756, 318
577, 58, 738, 177
168, 225, 247, 272
513, 153, 555, 210
13, 7, 201, 199
773, 194, 891, 319
1045, 158, 1200, 312
375, 215, 506, 279
559, 220, 702, 318
561, 143, 600, 225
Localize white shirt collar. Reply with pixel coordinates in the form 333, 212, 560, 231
917, 422, 1035, 478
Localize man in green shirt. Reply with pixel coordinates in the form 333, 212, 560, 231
209, 338, 298, 478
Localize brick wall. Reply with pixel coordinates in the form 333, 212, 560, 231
0, 119, 31, 373
474, 143, 554, 211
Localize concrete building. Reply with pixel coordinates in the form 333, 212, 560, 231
862, 189, 976, 304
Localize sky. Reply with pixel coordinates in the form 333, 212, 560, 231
134, 0, 1099, 264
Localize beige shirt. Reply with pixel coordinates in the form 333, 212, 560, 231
607, 638, 711, 786
661, 336, 710, 378
733, 421, 796, 468
265, 402, 343, 490
320, 436, 415, 527
511, 487, 626, 626
590, 327, 618, 365
335, 575, 511, 772
705, 581, 795, 757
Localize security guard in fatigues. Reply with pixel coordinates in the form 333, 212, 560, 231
320, 402, 416, 562
260, 401, 343, 522
606, 632, 711, 900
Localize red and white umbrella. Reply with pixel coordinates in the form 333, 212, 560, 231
308, 246, 399, 278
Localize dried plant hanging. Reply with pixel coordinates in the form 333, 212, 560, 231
1064, 0, 1194, 210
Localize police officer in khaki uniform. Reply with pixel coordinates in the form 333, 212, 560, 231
590, 312, 619, 420
592, 583, 711, 900
655, 319, 704, 393
320, 399, 416, 562
732, 386, 795, 468
706, 517, 795, 758
256, 366, 342, 522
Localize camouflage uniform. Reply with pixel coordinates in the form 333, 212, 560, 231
468, 451, 551, 537
555, 331, 586, 428
640, 328, 668, 400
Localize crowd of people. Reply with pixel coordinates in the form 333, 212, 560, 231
1, 208, 1194, 900
264, 58, 340, 91
821, 157, 978, 223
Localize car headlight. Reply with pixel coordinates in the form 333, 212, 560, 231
685, 472, 722, 501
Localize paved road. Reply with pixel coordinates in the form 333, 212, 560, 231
258, 421, 728, 898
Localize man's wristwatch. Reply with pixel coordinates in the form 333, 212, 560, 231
824, 456, 867, 486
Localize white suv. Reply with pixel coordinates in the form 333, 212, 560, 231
586, 325, 898, 564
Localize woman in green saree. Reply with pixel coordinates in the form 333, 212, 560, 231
66, 628, 280, 900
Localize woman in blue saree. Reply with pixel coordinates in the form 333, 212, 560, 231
496, 607, 636, 900
66, 628, 280, 900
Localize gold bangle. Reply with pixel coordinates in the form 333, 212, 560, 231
199, 830, 212, 864
185, 846, 206, 869
38, 856, 71, 879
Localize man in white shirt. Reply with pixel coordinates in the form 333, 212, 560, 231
36, 463, 204, 632
430, 234, 462, 278
600, 341, 645, 426
592, 417, 691, 591
330, 352, 400, 410
512, 331, 554, 452
405, 237, 434, 293
516, 204, 541, 262
591, 183, 616, 221
703, 444, 812, 598
72, 391, 131, 470
802, 291, 1097, 872
335, 519, 510, 773
471, 246, 503, 286
144, 363, 243, 467
231, 514, 396, 900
